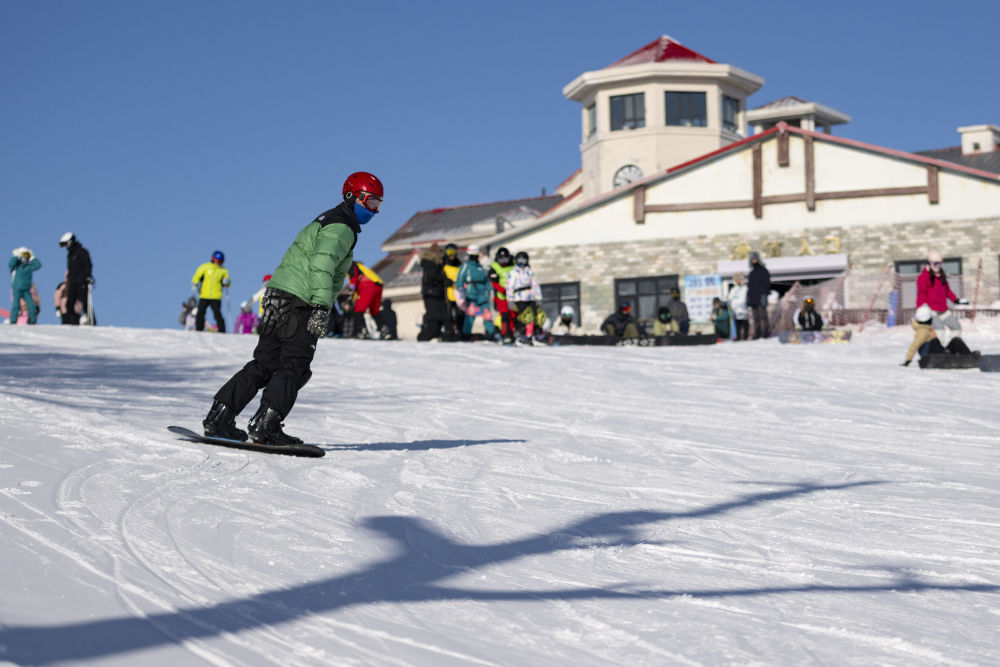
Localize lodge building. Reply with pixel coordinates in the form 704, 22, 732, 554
374, 36, 1000, 339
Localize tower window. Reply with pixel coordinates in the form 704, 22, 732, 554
610, 93, 645, 131
665, 91, 707, 127
586, 103, 597, 138
722, 95, 740, 133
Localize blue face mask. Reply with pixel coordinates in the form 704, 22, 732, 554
354, 202, 375, 225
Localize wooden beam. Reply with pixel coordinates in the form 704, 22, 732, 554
927, 165, 939, 204
645, 200, 753, 213
632, 186, 645, 223
804, 135, 815, 211
752, 143, 763, 218
777, 130, 789, 167
814, 186, 927, 201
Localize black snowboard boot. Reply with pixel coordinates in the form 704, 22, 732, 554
247, 404, 303, 446
203, 400, 248, 441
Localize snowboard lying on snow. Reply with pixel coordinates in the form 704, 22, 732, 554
778, 330, 852, 344
167, 426, 326, 457
549, 333, 715, 347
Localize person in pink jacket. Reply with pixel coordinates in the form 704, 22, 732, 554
916, 250, 966, 340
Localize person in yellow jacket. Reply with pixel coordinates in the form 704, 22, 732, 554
191, 250, 231, 332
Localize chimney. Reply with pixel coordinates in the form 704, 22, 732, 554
957, 124, 1000, 155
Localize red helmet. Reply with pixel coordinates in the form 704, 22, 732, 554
343, 171, 383, 202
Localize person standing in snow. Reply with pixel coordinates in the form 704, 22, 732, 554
58, 233, 93, 325
346, 261, 384, 338
505, 251, 543, 345
916, 250, 967, 343
417, 243, 449, 341
9, 247, 41, 324
746, 252, 771, 339
440, 243, 465, 340
727, 272, 750, 341
378, 298, 398, 340
488, 247, 516, 344
234, 301, 258, 334
203, 171, 383, 445
666, 287, 690, 335
191, 250, 231, 332
455, 244, 494, 341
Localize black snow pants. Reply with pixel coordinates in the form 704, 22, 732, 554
196, 298, 226, 332
213, 291, 316, 419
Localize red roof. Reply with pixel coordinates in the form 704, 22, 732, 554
607, 36, 716, 68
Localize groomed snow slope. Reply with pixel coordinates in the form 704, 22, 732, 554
1, 324, 998, 666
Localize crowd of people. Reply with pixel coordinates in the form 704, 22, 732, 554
6, 233, 95, 326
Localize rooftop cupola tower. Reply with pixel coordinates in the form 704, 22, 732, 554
563, 35, 764, 200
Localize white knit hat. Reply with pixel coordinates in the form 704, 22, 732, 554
915, 304, 933, 323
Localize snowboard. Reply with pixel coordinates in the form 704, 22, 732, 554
979, 354, 1000, 372
167, 425, 326, 457
919, 351, 981, 370
653, 333, 717, 346
778, 329, 852, 344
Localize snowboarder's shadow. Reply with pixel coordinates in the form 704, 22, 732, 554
323, 438, 525, 451
3, 479, 996, 665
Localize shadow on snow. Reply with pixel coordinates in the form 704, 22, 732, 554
3, 480, 995, 664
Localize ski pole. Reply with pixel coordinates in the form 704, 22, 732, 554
225, 287, 232, 333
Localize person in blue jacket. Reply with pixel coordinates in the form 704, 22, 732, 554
9, 247, 41, 324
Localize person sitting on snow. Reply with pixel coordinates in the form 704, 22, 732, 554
797, 297, 824, 331
602, 301, 640, 339
903, 304, 938, 367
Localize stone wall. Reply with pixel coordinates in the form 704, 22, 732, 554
519, 216, 1000, 331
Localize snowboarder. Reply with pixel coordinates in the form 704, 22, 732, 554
455, 244, 495, 340
203, 171, 383, 445
916, 250, 967, 343
442, 243, 465, 339
505, 251, 543, 345
191, 251, 231, 332
602, 301, 640, 339
488, 247, 516, 343
652, 306, 678, 336
797, 297, 823, 331
666, 287, 690, 335
9, 247, 41, 324
417, 244, 449, 341
710, 297, 731, 339
550, 304, 580, 337
58, 233, 93, 325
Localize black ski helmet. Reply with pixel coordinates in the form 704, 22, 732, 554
515, 251, 529, 266
495, 247, 511, 265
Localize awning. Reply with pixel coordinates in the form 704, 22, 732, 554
716, 253, 848, 282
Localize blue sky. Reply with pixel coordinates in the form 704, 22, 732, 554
3, 0, 999, 328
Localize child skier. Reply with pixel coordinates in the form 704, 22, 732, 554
235, 301, 258, 334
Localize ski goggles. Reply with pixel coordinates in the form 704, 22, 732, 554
358, 191, 382, 213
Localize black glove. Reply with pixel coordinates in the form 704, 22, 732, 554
306, 306, 330, 337
901, 360, 911, 367
955, 298, 970, 305
258, 288, 293, 337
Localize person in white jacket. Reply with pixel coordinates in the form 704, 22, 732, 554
727, 272, 750, 340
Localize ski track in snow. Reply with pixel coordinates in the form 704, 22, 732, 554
0, 324, 998, 665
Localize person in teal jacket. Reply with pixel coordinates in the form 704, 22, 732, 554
9, 247, 41, 324
204, 171, 384, 445
454, 244, 495, 340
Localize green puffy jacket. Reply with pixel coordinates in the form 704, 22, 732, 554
266, 203, 359, 308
